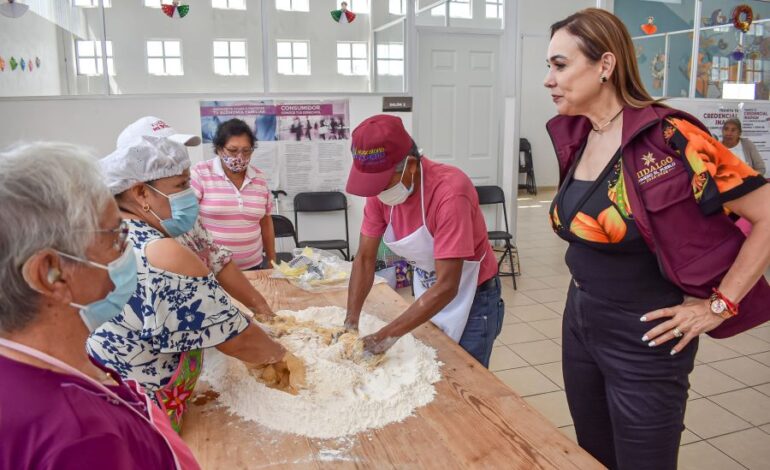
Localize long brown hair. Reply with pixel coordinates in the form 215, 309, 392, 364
551, 8, 661, 109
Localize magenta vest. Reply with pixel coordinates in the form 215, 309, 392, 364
547, 105, 770, 338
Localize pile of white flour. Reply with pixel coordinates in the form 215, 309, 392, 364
200, 306, 442, 439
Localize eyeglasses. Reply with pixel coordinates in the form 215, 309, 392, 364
92, 219, 130, 253
223, 147, 255, 157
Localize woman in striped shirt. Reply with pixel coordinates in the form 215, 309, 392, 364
191, 119, 276, 270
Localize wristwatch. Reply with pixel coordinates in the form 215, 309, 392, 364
709, 289, 738, 319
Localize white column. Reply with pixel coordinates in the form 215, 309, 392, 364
500, 0, 519, 240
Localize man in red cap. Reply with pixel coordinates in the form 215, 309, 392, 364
344, 115, 504, 368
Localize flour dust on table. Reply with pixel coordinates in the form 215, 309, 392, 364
199, 306, 442, 439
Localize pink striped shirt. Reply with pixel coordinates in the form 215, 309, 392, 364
190, 158, 272, 270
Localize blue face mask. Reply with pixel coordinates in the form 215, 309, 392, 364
57, 247, 138, 332
147, 185, 200, 237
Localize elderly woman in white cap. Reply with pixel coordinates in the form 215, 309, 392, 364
0, 142, 199, 469
115, 116, 275, 320
87, 136, 303, 433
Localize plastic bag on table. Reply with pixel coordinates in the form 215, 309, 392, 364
270, 247, 386, 292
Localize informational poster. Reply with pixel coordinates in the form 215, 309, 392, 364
740, 105, 770, 176
673, 99, 770, 176
199, 100, 351, 210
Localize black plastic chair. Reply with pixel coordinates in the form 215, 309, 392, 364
293, 191, 350, 260
519, 138, 537, 195
475, 185, 519, 289
271, 214, 297, 263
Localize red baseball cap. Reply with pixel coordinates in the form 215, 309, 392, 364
346, 115, 413, 197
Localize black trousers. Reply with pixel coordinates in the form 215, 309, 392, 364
562, 281, 698, 470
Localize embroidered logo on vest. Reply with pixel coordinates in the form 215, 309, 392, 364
636, 153, 676, 185
642, 152, 656, 166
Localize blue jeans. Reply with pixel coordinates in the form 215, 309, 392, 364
458, 276, 505, 368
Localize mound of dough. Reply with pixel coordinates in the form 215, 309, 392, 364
337, 332, 387, 370
264, 315, 346, 345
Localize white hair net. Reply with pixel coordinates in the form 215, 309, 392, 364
100, 136, 191, 195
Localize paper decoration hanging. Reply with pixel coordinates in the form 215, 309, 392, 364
35, 56, 40, 68
331, 2, 356, 24
28, 57, 33, 71
9, 56, 17, 71
733, 5, 753, 33
730, 45, 746, 62
162, 0, 189, 18
641, 16, 657, 35
651, 52, 665, 90
0, 0, 29, 18
0, 56, 5, 72
20, 58, 25, 71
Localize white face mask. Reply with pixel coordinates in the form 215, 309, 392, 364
378, 161, 414, 206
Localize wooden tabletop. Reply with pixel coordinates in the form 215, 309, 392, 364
181, 271, 601, 469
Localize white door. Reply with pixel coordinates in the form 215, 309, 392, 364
416, 32, 501, 186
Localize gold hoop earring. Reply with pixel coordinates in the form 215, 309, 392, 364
142, 203, 151, 212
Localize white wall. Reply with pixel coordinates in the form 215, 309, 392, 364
0, 94, 411, 254
374, 22, 406, 93
0, 6, 63, 96
371, 0, 405, 29
71, 2, 265, 95
370, 0, 407, 93
268, 2, 371, 93
516, 0, 595, 188
4, 1, 377, 97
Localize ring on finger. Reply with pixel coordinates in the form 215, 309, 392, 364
673, 327, 683, 338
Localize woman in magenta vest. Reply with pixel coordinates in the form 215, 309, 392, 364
544, 9, 770, 470
0, 143, 198, 469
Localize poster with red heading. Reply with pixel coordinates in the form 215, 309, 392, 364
199, 100, 351, 210
739, 105, 770, 175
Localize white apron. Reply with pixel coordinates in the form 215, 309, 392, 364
382, 163, 483, 342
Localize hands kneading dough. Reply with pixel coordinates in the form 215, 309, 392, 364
260, 315, 387, 372
264, 315, 347, 345
337, 332, 387, 370
245, 352, 307, 395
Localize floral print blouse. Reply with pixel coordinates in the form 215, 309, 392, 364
87, 219, 249, 396
176, 218, 232, 275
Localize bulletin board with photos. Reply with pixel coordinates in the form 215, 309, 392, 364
199, 99, 352, 211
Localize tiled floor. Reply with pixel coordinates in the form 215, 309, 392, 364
400, 188, 770, 469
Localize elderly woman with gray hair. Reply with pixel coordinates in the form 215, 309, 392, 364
87, 136, 303, 433
0, 142, 198, 469
722, 118, 767, 176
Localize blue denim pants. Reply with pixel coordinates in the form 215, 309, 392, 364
458, 276, 505, 368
